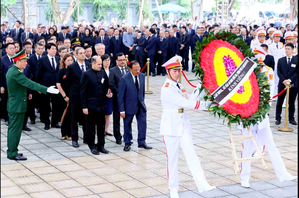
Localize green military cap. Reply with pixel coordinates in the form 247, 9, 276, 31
71, 37, 83, 47
11, 49, 28, 62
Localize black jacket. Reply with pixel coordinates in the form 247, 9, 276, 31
80, 69, 109, 112
168, 36, 180, 57
277, 56, 298, 88
57, 32, 71, 42
109, 66, 129, 96
66, 61, 91, 104
36, 55, 60, 87
157, 37, 169, 57
264, 54, 275, 71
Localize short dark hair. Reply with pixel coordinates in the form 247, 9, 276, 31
116, 52, 124, 60
285, 43, 294, 49
128, 60, 139, 69
46, 43, 57, 50
16, 20, 21, 24
181, 26, 187, 31
261, 44, 268, 50
72, 44, 81, 51
22, 41, 32, 47
101, 54, 110, 62
162, 23, 167, 28
172, 25, 177, 28
37, 37, 46, 42
35, 42, 43, 48
5, 42, 15, 49
149, 28, 155, 34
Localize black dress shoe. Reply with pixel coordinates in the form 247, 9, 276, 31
192, 69, 195, 73
185, 69, 189, 72
275, 120, 281, 125
152, 74, 156, 77
30, 120, 36, 124
116, 140, 122, 145
8, 155, 27, 160
105, 132, 113, 136
289, 120, 297, 125
22, 126, 32, 131
162, 73, 166, 76
44, 125, 50, 130
72, 141, 79, 148
5, 120, 9, 126
98, 147, 109, 154
138, 144, 152, 150
51, 124, 61, 128
124, 144, 131, 152
91, 148, 99, 155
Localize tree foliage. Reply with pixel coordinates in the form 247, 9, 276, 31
176, 0, 191, 18
1, 0, 17, 17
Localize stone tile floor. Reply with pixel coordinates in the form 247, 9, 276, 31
1, 71, 298, 197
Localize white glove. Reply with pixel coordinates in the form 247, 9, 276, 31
47, 85, 59, 94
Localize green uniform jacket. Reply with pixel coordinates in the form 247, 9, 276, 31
6, 65, 48, 113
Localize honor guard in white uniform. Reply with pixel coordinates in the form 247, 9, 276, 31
266, 28, 275, 45
268, 30, 284, 96
250, 30, 267, 49
292, 31, 298, 56
239, 47, 297, 188
160, 56, 215, 198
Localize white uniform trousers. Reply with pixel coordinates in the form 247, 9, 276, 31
240, 125, 288, 182
162, 130, 213, 193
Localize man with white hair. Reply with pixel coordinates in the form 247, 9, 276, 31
95, 43, 105, 57
20, 26, 34, 44
123, 26, 135, 61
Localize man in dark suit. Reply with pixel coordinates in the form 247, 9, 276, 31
34, 27, 45, 44
179, 26, 190, 71
84, 45, 92, 63
109, 53, 129, 145
261, 44, 275, 71
27, 42, 45, 120
193, 27, 205, 72
172, 25, 180, 39
187, 23, 196, 56
57, 26, 71, 42
20, 26, 34, 45
0, 43, 15, 125
135, 32, 146, 73
118, 60, 152, 152
36, 43, 61, 130
110, 29, 124, 67
81, 56, 112, 155
96, 29, 110, 55
157, 30, 169, 76
66, 47, 91, 148
275, 43, 298, 125
9, 20, 24, 42
145, 28, 157, 76
1, 24, 8, 44
239, 28, 251, 46
168, 30, 180, 60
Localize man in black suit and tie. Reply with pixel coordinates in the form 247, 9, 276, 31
66, 47, 91, 148
109, 53, 129, 145
275, 43, 298, 125
118, 60, 152, 151
110, 29, 124, 67
9, 20, 24, 42
36, 43, 61, 130
172, 25, 180, 39
81, 56, 113, 155
187, 23, 196, 55
168, 30, 180, 60
20, 26, 34, 45
96, 29, 110, 55
157, 30, 169, 76
179, 26, 190, 71
135, 32, 146, 72
0, 43, 15, 126
57, 26, 71, 42
239, 28, 251, 46
84, 45, 92, 63
261, 44, 275, 71
34, 27, 45, 44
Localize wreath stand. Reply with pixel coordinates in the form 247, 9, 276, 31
228, 118, 268, 174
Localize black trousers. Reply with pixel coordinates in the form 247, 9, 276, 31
275, 86, 298, 121
191, 45, 195, 70
23, 95, 35, 128
40, 93, 60, 126
1, 91, 8, 121
70, 102, 87, 142
112, 97, 122, 141
61, 102, 71, 137
180, 46, 189, 70
124, 47, 134, 62
86, 110, 106, 150
148, 55, 156, 75
157, 55, 167, 75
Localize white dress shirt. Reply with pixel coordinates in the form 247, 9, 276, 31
77, 60, 86, 72
47, 54, 57, 69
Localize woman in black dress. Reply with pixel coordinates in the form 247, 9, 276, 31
101, 54, 113, 136
83, 28, 93, 46
56, 54, 74, 140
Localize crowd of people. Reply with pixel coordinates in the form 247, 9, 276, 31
0, 18, 298, 154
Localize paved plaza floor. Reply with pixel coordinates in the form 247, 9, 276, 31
1, 71, 298, 198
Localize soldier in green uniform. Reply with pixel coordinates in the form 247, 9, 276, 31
6, 49, 59, 160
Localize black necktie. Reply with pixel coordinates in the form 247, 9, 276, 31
135, 76, 139, 91
81, 65, 84, 73
288, 58, 291, 65
51, 57, 55, 70
177, 83, 180, 90
38, 55, 41, 60
11, 58, 13, 64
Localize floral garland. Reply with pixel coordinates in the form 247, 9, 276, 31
193, 30, 271, 127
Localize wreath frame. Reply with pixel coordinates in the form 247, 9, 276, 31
193, 30, 271, 128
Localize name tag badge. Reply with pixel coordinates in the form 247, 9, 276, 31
101, 78, 105, 84
291, 64, 296, 68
